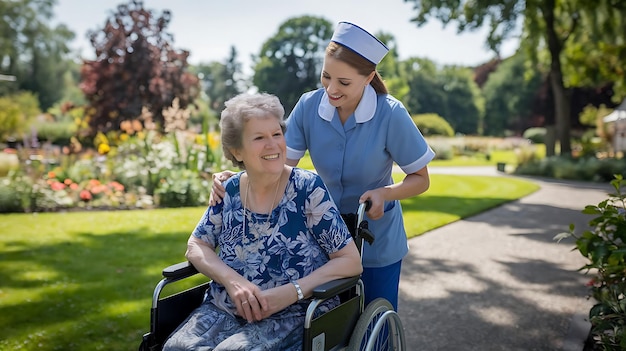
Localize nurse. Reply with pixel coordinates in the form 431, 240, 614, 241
211, 21, 435, 311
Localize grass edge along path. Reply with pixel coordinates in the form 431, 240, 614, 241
398, 174, 539, 238
0, 174, 539, 350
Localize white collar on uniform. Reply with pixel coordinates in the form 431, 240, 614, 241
318, 85, 377, 123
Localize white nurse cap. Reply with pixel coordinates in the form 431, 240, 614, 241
330, 21, 389, 65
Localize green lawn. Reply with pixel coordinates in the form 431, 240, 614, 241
301, 146, 542, 168
0, 174, 539, 350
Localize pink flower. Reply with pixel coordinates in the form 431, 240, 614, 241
91, 184, 107, 195
109, 181, 125, 192
50, 181, 66, 191
79, 190, 92, 201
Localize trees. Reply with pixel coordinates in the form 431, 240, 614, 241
558, 1, 626, 99
403, 58, 447, 116
482, 53, 544, 136
192, 46, 246, 115
80, 0, 199, 136
440, 65, 484, 135
375, 32, 410, 103
403, 0, 626, 156
253, 16, 333, 114
0, 0, 75, 110
402, 58, 483, 134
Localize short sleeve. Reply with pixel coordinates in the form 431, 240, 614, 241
385, 98, 435, 173
285, 94, 309, 161
191, 202, 223, 248
190, 175, 240, 247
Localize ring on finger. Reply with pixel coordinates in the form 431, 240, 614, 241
242, 300, 248, 305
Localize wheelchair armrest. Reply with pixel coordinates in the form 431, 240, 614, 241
162, 261, 199, 279
311, 276, 360, 299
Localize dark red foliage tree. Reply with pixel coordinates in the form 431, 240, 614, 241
79, 0, 199, 136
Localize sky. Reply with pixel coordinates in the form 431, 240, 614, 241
53, 0, 519, 74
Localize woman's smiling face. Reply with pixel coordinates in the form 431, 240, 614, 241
232, 115, 286, 174
321, 56, 374, 115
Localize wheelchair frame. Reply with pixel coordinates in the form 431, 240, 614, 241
139, 202, 405, 351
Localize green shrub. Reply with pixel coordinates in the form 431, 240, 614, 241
0, 170, 39, 213
412, 113, 454, 137
556, 175, 626, 350
515, 156, 626, 182
0, 92, 40, 141
154, 169, 210, 208
522, 127, 546, 144
0, 178, 22, 212
33, 120, 76, 146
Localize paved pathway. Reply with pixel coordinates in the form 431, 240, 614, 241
397, 168, 612, 350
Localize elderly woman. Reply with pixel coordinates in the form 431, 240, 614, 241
163, 93, 362, 351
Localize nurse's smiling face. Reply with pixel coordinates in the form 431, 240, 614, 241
321, 56, 375, 117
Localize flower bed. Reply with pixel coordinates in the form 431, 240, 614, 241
0, 129, 222, 213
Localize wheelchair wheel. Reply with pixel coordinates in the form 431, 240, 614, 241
347, 298, 405, 351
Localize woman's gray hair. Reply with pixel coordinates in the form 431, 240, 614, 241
219, 93, 286, 169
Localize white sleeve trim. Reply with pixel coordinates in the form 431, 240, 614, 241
399, 147, 435, 174
287, 146, 306, 161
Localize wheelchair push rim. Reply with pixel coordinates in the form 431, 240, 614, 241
347, 298, 406, 351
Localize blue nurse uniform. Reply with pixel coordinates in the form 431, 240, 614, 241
285, 85, 435, 268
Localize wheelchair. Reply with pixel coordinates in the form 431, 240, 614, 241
139, 201, 406, 351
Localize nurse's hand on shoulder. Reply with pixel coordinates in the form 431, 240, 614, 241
209, 170, 235, 206
359, 188, 387, 220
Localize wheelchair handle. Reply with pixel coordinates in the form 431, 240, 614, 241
356, 200, 372, 226
355, 200, 375, 247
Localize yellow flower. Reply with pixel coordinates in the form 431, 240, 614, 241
98, 143, 110, 155
208, 132, 220, 150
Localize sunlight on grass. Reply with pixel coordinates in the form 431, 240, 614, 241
398, 174, 539, 238
0, 174, 539, 350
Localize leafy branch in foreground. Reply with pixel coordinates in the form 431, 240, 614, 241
555, 175, 626, 350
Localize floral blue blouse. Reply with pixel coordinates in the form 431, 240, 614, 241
191, 167, 353, 319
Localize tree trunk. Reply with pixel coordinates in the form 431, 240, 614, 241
545, 125, 556, 157
543, 0, 572, 156
549, 70, 571, 155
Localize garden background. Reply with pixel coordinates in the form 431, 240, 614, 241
1, 0, 626, 350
